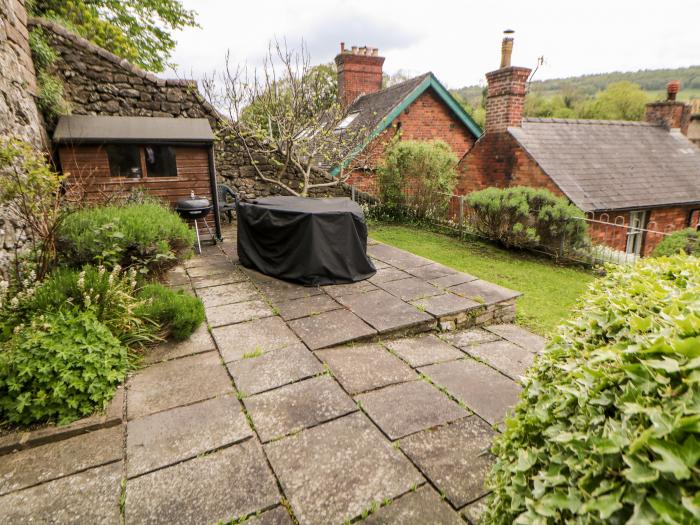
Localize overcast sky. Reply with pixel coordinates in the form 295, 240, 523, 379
167, 0, 700, 90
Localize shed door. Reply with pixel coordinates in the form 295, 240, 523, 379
626, 210, 647, 256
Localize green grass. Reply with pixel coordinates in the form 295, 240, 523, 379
369, 224, 596, 335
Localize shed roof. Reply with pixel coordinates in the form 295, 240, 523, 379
53, 115, 215, 144
509, 118, 700, 211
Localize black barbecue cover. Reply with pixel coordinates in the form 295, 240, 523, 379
237, 196, 376, 286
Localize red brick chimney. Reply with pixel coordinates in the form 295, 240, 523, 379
484, 31, 532, 133
645, 81, 691, 134
335, 43, 385, 107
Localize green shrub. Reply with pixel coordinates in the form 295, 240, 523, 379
0, 310, 129, 425
466, 186, 588, 257
0, 266, 159, 347
57, 203, 194, 276
377, 139, 458, 220
484, 255, 700, 524
652, 228, 700, 257
136, 283, 204, 341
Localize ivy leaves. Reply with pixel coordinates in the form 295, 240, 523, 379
484, 255, 700, 524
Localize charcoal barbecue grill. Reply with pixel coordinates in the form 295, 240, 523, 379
176, 193, 215, 254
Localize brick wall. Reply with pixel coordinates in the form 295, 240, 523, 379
484, 67, 530, 133
347, 89, 477, 195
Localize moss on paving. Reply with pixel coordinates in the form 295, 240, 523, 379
369, 224, 595, 336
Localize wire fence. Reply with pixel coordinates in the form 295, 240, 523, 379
352, 186, 672, 267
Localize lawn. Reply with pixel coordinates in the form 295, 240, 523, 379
369, 224, 596, 335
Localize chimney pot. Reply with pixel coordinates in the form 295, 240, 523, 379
667, 80, 680, 101
340, 42, 345, 53
351, 46, 358, 54
500, 29, 515, 68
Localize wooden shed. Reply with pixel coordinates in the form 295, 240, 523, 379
53, 115, 221, 239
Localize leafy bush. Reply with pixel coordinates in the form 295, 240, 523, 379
466, 186, 588, 257
377, 139, 458, 220
652, 228, 700, 257
57, 203, 194, 275
0, 310, 129, 425
0, 265, 158, 347
136, 283, 204, 341
484, 255, 700, 524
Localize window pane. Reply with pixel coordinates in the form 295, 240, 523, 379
144, 146, 177, 178
106, 145, 141, 179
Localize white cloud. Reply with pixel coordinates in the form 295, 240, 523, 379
168, 0, 700, 89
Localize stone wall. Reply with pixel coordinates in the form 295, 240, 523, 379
0, 0, 44, 279
31, 17, 348, 199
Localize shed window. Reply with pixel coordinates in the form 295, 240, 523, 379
144, 146, 177, 178
106, 145, 141, 179
106, 145, 178, 179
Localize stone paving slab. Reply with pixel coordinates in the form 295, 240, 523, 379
462, 495, 490, 524
166, 269, 191, 287
406, 262, 457, 281
288, 308, 376, 350
185, 254, 230, 269
228, 344, 323, 396
428, 272, 478, 288
190, 268, 247, 289
411, 292, 481, 318
367, 244, 433, 270
265, 412, 423, 525
449, 279, 521, 303
356, 380, 468, 440
337, 289, 434, 334
196, 281, 260, 308
385, 334, 464, 368
144, 324, 215, 364
377, 277, 443, 302
0, 426, 122, 496
399, 416, 496, 508
258, 279, 323, 303
419, 359, 521, 425
369, 257, 390, 269
127, 394, 251, 477
205, 299, 274, 328
247, 506, 294, 525
186, 263, 235, 279
244, 376, 357, 443
361, 485, 464, 525
322, 280, 378, 299
368, 267, 412, 284
0, 462, 122, 524
441, 328, 501, 349
127, 351, 234, 420
213, 316, 300, 363
486, 324, 547, 353
127, 439, 280, 525
316, 343, 416, 395
275, 293, 342, 321
465, 340, 536, 381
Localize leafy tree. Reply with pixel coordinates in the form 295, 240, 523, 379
577, 81, 649, 121
28, 0, 198, 72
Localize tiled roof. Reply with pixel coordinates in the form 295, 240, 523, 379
509, 118, 700, 211
343, 73, 431, 135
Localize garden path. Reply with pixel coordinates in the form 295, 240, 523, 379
0, 230, 545, 524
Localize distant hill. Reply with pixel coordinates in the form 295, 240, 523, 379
453, 65, 700, 109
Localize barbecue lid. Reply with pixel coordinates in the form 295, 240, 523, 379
176, 196, 210, 210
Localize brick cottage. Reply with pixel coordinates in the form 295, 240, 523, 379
458, 34, 700, 256
332, 44, 482, 194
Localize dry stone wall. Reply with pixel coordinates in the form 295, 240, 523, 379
0, 0, 43, 279
31, 18, 348, 199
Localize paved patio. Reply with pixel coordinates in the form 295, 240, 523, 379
0, 234, 544, 524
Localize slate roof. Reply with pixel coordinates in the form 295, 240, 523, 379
509, 118, 700, 212
343, 73, 431, 135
